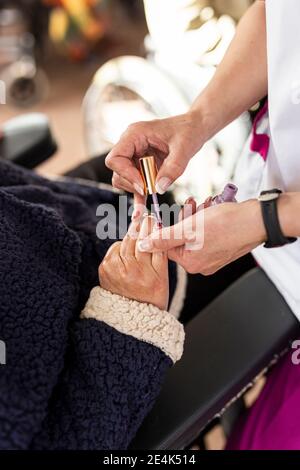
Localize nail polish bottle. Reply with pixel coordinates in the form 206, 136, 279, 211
211, 183, 238, 205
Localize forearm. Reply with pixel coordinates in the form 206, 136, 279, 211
190, 0, 267, 141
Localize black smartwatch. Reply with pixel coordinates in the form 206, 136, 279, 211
258, 189, 297, 248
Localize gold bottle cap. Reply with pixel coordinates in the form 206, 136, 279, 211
139, 156, 158, 195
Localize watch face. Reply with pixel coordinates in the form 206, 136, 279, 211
259, 193, 280, 202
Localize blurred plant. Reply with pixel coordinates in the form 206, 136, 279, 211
44, 0, 109, 60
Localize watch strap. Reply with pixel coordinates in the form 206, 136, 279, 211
260, 190, 297, 248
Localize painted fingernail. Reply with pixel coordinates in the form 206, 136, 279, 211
134, 183, 144, 196
154, 221, 162, 231
185, 197, 195, 205
204, 196, 213, 209
155, 178, 171, 195
138, 239, 153, 252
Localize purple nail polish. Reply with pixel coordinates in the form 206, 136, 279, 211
211, 183, 238, 205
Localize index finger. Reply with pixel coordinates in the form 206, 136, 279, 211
135, 215, 156, 262
137, 213, 203, 253
120, 219, 141, 258
106, 143, 145, 196
137, 223, 188, 253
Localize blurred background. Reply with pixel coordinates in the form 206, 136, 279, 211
0, 0, 254, 200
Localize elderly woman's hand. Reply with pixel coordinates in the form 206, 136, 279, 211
99, 215, 169, 310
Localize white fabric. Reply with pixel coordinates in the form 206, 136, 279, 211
234, 0, 300, 320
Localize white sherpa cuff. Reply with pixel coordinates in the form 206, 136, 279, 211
80, 287, 185, 363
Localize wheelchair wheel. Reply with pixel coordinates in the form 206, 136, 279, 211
83, 55, 188, 157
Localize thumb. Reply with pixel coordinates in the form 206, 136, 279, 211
179, 197, 197, 222
137, 219, 197, 253
155, 148, 188, 194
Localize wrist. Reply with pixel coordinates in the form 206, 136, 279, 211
242, 199, 267, 245
251, 199, 268, 244
278, 192, 300, 238
189, 85, 230, 143
187, 103, 218, 145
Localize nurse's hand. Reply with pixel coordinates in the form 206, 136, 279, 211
137, 200, 267, 275
105, 112, 207, 207
99, 215, 169, 310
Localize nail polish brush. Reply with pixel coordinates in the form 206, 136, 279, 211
139, 156, 163, 227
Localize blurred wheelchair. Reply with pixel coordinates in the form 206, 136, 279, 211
0, 1, 49, 108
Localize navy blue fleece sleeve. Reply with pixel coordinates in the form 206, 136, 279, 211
31, 319, 172, 450
0, 191, 82, 450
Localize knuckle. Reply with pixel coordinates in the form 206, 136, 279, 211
99, 263, 104, 276
186, 264, 198, 275
152, 232, 170, 251
152, 239, 165, 251
107, 241, 122, 258
200, 270, 210, 276
127, 122, 138, 131
105, 153, 113, 168
126, 121, 149, 137
99, 261, 108, 279
111, 174, 120, 189
126, 122, 141, 135
201, 267, 215, 276
113, 241, 122, 252
168, 160, 184, 177
122, 254, 134, 265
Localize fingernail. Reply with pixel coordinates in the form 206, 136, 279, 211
154, 221, 162, 231
204, 196, 213, 209
138, 239, 153, 252
155, 178, 171, 195
134, 183, 144, 196
128, 220, 139, 238
185, 231, 196, 242
185, 197, 195, 205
